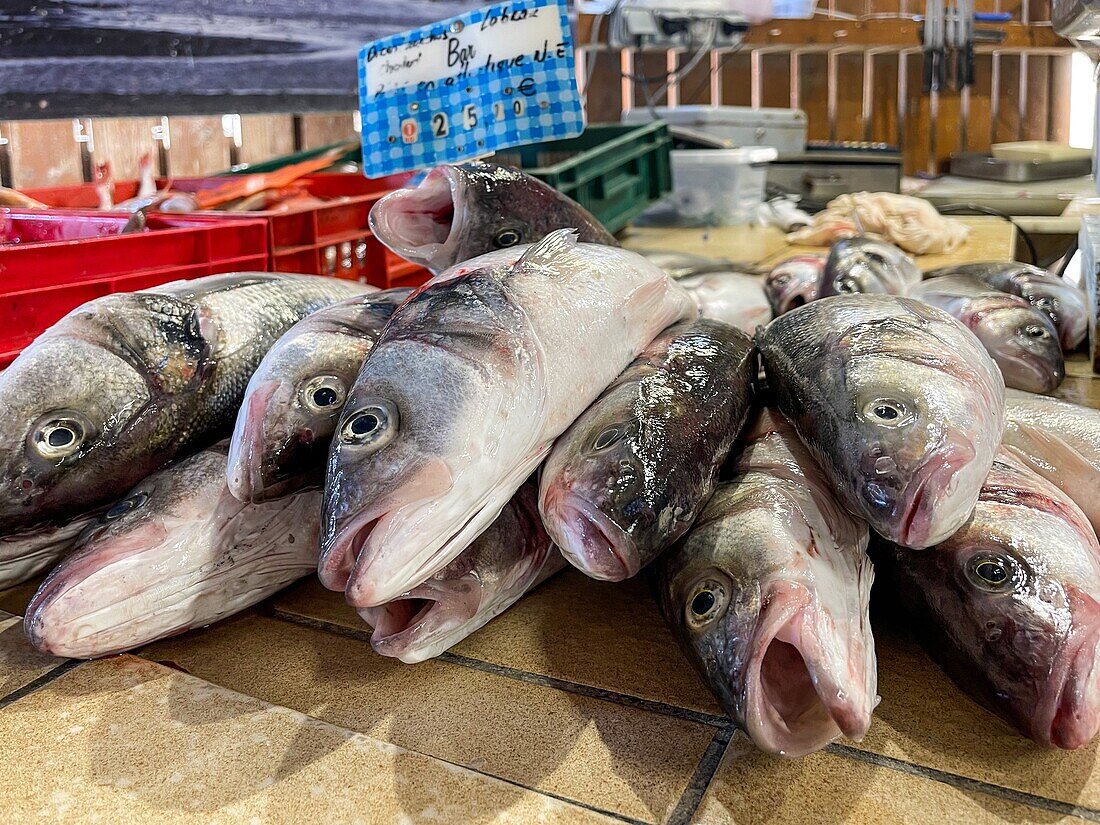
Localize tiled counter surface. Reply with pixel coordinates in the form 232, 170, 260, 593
2, 221, 1097, 824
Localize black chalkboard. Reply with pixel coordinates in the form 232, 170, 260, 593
0, 0, 482, 118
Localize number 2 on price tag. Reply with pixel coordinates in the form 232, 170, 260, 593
430, 112, 449, 138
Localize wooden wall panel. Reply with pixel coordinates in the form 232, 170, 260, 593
166, 116, 229, 177
238, 115, 296, 166
299, 113, 356, 149
93, 117, 159, 180
7, 120, 82, 188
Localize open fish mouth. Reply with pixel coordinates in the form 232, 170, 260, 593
1036, 587, 1100, 749
743, 581, 874, 757
897, 440, 978, 549
369, 167, 465, 271
541, 488, 637, 581
996, 349, 1064, 395
359, 576, 483, 664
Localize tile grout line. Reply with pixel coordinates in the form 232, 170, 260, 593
270, 609, 729, 727
665, 724, 736, 825
0, 659, 83, 711
827, 743, 1100, 822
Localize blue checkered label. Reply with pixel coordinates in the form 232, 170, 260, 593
358, 0, 584, 177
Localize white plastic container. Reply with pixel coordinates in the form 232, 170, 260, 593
622, 105, 807, 155
644, 146, 778, 226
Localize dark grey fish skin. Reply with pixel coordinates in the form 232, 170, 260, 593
227, 288, 412, 503
911, 275, 1064, 394
0, 273, 367, 534
368, 161, 616, 273
539, 319, 756, 581
820, 236, 922, 298
24, 443, 321, 659
757, 295, 1005, 549
879, 451, 1100, 749
926, 261, 1087, 350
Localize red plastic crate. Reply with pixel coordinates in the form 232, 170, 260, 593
24, 173, 432, 290
0, 209, 269, 368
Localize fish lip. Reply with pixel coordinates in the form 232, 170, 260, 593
541, 488, 637, 581
317, 506, 379, 592
227, 378, 281, 504
742, 581, 874, 757
1037, 590, 1100, 749
359, 576, 483, 664
896, 440, 977, 549
998, 350, 1064, 394
368, 166, 464, 272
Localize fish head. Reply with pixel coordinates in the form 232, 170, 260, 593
0, 336, 151, 532
764, 256, 824, 314
897, 518, 1100, 749
822, 237, 919, 297
968, 303, 1064, 394
368, 162, 611, 272
1017, 276, 1089, 351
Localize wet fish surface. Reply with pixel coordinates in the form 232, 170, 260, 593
0, 515, 98, 590
820, 236, 922, 298
360, 479, 564, 664
24, 444, 321, 659
764, 255, 825, 315
679, 272, 773, 334
369, 162, 616, 273
758, 295, 1005, 548
0, 273, 366, 534
320, 230, 697, 608
911, 274, 1064, 394
880, 450, 1100, 749
655, 408, 877, 757
926, 261, 1087, 350
635, 249, 734, 279
540, 319, 756, 581
227, 288, 412, 503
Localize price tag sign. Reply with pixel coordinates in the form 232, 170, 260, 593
358, 0, 584, 177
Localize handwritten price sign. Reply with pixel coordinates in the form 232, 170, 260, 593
357, 0, 584, 177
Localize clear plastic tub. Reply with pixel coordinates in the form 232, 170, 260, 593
637, 146, 778, 227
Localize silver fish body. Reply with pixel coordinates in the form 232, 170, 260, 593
635, 249, 734, 280
540, 319, 756, 581
360, 479, 563, 663
764, 255, 825, 315
227, 288, 412, 503
320, 230, 697, 608
655, 408, 877, 757
24, 444, 321, 659
369, 162, 615, 273
820, 236, 922, 298
882, 450, 1100, 749
758, 295, 1005, 548
679, 272, 773, 334
0, 515, 98, 590
911, 275, 1064, 394
0, 273, 366, 534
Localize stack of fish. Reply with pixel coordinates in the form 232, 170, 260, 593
4, 162, 1100, 764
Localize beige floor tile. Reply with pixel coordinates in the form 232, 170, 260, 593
0, 655, 618, 824
853, 617, 1100, 812
695, 737, 1084, 825
274, 569, 722, 717
0, 610, 65, 699
142, 614, 715, 824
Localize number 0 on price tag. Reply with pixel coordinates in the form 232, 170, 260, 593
357, 0, 584, 177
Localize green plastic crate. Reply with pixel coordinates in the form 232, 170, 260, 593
493, 122, 672, 233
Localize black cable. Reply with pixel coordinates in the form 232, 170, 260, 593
936, 202, 1038, 266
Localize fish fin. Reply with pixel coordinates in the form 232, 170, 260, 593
515, 229, 580, 271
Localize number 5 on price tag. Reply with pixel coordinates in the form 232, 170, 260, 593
357, 0, 584, 177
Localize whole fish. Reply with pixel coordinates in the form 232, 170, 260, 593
678, 272, 773, 334
540, 319, 755, 581
360, 479, 564, 663
911, 275, 1064, 394
655, 408, 877, 757
320, 230, 697, 607
24, 444, 321, 659
227, 288, 412, 503
636, 249, 734, 279
1001, 389, 1100, 535
758, 295, 1005, 548
0, 515, 97, 590
0, 273, 366, 534
820, 236, 922, 298
882, 450, 1100, 749
369, 161, 616, 273
764, 255, 825, 315
927, 261, 1087, 350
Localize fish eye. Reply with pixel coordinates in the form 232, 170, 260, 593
770, 273, 791, 287
592, 426, 623, 451
341, 401, 398, 451
835, 277, 859, 294
104, 491, 150, 521
300, 376, 346, 413
686, 578, 730, 627
493, 228, 522, 249
1020, 324, 1050, 340
33, 416, 89, 460
965, 551, 1025, 592
861, 398, 912, 427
